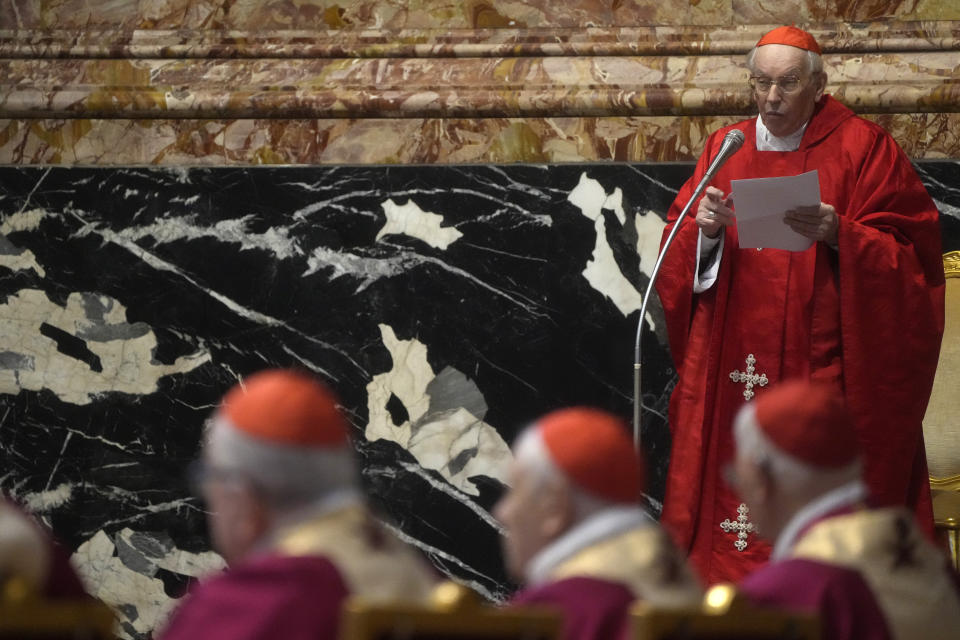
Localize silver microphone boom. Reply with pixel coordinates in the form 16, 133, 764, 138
632, 127, 746, 449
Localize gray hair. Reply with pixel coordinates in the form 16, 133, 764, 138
513, 426, 615, 522
205, 415, 359, 512
733, 403, 859, 492
746, 46, 824, 76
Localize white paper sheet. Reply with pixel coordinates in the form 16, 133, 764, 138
730, 169, 821, 252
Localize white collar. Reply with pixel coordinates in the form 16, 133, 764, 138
755, 116, 808, 152
525, 506, 652, 585
771, 480, 868, 560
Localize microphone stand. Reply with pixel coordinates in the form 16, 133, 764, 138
633, 190, 692, 451
632, 161, 727, 450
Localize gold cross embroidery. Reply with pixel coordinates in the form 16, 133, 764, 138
729, 354, 768, 401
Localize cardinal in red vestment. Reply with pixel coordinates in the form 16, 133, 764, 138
655, 25, 945, 584
158, 370, 436, 640
732, 380, 960, 640
495, 407, 703, 640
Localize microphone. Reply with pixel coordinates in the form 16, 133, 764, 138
631, 128, 746, 449
702, 129, 746, 185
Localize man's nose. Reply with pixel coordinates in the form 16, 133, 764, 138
763, 84, 784, 99
763, 88, 783, 106
767, 83, 783, 102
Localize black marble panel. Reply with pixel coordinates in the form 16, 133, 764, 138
0, 161, 956, 638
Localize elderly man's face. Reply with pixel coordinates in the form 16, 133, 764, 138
199, 435, 270, 566
729, 450, 785, 541
752, 44, 826, 138
493, 461, 571, 582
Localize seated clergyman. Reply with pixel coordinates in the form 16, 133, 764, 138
731, 380, 960, 640
159, 369, 436, 640
495, 407, 702, 640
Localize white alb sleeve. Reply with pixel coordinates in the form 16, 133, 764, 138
694, 231, 724, 293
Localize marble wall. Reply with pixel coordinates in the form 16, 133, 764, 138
2, 2, 959, 638
2, 6, 960, 163
2, 160, 959, 638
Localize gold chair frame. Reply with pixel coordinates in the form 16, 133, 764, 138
340, 582, 562, 640
929, 251, 960, 570
631, 584, 819, 640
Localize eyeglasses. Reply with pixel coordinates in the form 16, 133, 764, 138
749, 75, 805, 94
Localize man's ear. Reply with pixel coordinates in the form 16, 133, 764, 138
245, 487, 272, 539
754, 459, 777, 504
814, 72, 827, 101
227, 483, 272, 551
538, 482, 575, 541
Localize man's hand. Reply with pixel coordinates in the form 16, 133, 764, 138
696, 186, 735, 238
784, 202, 839, 247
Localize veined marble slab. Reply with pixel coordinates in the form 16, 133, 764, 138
2, 53, 958, 119
3, 112, 960, 165
1, 1, 956, 31
0, 162, 956, 638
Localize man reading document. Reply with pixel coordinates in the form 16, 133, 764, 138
655, 26, 945, 584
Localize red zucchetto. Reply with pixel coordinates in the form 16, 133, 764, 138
536, 407, 643, 504
220, 369, 349, 448
751, 380, 859, 468
756, 25, 822, 55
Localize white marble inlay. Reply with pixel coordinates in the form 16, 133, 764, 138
0, 288, 210, 405
377, 199, 463, 250
114, 528, 225, 579
365, 324, 511, 496
73, 529, 224, 640
0, 207, 49, 277
114, 215, 300, 260
634, 208, 667, 280
21, 482, 72, 512
1, 207, 47, 233
0, 246, 45, 277
567, 172, 646, 318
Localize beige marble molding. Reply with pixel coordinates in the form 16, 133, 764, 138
2, 0, 958, 31
3, 113, 958, 165
2, 21, 959, 58
1, 51, 957, 120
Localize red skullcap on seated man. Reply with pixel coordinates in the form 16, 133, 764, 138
219, 369, 349, 448
495, 407, 702, 640
655, 16, 944, 586
747, 379, 858, 468
537, 407, 643, 504
733, 380, 960, 640
159, 369, 436, 640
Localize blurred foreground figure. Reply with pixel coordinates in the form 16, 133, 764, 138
160, 370, 435, 640
495, 407, 702, 640
733, 380, 960, 640
0, 496, 88, 600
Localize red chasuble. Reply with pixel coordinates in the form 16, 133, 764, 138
158, 553, 349, 640
655, 96, 944, 584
